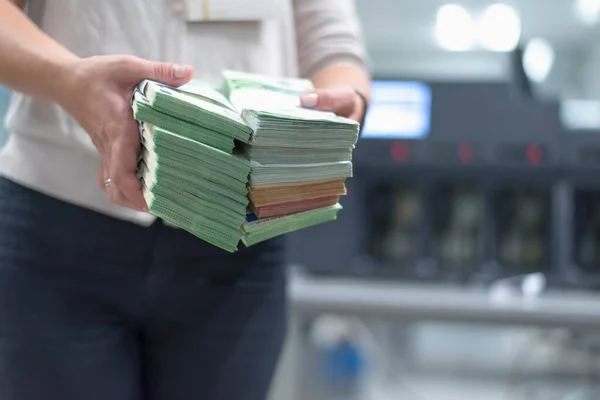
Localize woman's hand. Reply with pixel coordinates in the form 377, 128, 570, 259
54, 55, 193, 211
300, 86, 367, 123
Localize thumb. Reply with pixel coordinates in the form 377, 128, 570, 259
300, 91, 322, 109
300, 88, 355, 117
145, 60, 194, 86
119, 56, 194, 87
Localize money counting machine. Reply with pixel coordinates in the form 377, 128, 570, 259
286, 80, 600, 289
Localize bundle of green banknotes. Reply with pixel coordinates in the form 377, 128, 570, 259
131, 70, 360, 252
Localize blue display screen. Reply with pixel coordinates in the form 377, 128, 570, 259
361, 81, 432, 139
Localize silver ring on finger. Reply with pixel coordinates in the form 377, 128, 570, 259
104, 178, 112, 187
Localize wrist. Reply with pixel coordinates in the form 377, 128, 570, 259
48, 56, 82, 106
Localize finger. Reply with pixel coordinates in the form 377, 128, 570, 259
107, 184, 141, 211
104, 157, 143, 210
109, 158, 147, 212
109, 124, 148, 211
98, 158, 109, 191
300, 88, 356, 118
110, 150, 146, 211
117, 56, 194, 88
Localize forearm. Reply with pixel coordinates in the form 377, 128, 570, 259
0, 0, 78, 101
293, 0, 371, 120
310, 64, 371, 103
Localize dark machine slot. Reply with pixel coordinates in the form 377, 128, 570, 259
431, 182, 484, 271
578, 146, 600, 166
367, 184, 422, 267
573, 190, 600, 271
494, 187, 550, 270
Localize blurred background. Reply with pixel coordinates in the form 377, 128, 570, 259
5, 0, 600, 399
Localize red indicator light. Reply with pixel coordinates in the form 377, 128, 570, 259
458, 143, 475, 164
391, 141, 410, 162
526, 144, 543, 165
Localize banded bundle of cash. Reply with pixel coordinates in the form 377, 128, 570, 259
131, 70, 359, 252
225, 70, 359, 225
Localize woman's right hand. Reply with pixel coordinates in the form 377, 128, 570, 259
54, 55, 193, 211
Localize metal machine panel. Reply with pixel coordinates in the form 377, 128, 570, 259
285, 81, 591, 287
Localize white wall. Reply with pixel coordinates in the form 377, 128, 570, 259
368, 49, 509, 81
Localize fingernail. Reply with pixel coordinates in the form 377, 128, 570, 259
301, 93, 318, 108
173, 65, 189, 79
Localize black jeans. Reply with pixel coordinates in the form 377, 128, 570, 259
0, 177, 287, 400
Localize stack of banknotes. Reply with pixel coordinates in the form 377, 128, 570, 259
131, 70, 360, 252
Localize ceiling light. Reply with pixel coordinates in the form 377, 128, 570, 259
435, 4, 475, 51
522, 38, 555, 83
477, 3, 521, 52
575, 0, 600, 24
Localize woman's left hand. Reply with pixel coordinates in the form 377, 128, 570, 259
300, 86, 366, 123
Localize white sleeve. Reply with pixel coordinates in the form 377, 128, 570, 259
293, 0, 371, 78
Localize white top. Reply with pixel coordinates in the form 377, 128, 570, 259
1, 0, 367, 226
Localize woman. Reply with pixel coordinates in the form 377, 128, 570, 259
0, 0, 370, 399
